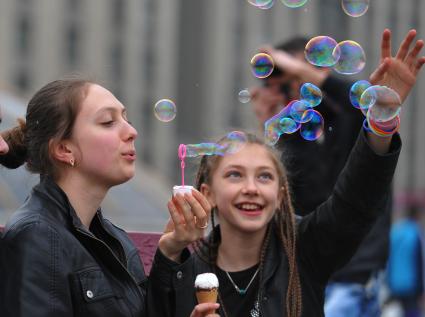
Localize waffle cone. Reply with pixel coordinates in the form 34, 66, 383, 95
196, 288, 218, 313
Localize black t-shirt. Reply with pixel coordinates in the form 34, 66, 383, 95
215, 264, 260, 317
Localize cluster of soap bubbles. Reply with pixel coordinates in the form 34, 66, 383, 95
264, 83, 324, 145
247, 0, 308, 9
184, 131, 248, 158
349, 80, 402, 135
305, 36, 366, 75
350, 80, 402, 121
154, 99, 177, 122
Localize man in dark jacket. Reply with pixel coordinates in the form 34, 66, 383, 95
251, 37, 390, 317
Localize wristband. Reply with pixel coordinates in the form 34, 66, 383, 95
365, 114, 400, 137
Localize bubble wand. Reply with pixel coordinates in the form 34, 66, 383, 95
178, 144, 187, 186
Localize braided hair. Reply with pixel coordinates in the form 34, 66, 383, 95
194, 133, 302, 317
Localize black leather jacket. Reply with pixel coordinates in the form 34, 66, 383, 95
0, 177, 149, 317
149, 131, 401, 317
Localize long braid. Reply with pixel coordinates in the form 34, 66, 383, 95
276, 177, 302, 317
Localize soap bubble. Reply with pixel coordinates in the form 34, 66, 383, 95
300, 110, 324, 141
154, 99, 176, 122
280, 0, 308, 8
251, 53, 275, 79
305, 36, 341, 67
333, 40, 366, 75
300, 83, 322, 107
341, 0, 369, 17
360, 85, 401, 122
238, 89, 251, 103
349, 80, 371, 109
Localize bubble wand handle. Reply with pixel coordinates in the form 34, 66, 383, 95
178, 144, 187, 186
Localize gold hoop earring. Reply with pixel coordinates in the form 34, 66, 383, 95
69, 158, 75, 167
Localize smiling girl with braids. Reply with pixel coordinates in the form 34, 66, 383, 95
149, 29, 425, 317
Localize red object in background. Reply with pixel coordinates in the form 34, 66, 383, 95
127, 231, 161, 274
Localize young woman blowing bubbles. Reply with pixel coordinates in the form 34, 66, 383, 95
0, 80, 217, 317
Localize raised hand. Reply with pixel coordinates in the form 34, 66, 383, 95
260, 46, 305, 77
370, 29, 425, 103
159, 189, 211, 261
251, 86, 286, 127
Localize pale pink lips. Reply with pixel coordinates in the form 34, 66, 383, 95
122, 150, 136, 161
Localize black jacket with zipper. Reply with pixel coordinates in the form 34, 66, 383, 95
149, 130, 401, 317
0, 176, 157, 317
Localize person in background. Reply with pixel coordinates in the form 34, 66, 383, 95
251, 36, 392, 316
387, 204, 424, 317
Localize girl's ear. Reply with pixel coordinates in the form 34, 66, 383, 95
200, 183, 216, 207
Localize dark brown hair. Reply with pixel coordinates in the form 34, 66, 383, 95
194, 133, 302, 317
0, 78, 93, 178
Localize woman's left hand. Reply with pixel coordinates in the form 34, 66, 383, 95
159, 189, 211, 261
370, 29, 425, 103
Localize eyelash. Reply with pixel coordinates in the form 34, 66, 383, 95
225, 171, 273, 181
259, 173, 273, 181
101, 118, 132, 126
226, 171, 241, 178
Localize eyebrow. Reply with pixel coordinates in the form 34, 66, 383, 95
95, 106, 127, 115
224, 164, 275, 170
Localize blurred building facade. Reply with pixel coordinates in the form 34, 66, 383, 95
0, 0, 424, 207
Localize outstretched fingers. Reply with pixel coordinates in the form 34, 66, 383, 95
396, 29, 417, 61
381, 29, 392, 61
414, 56, 425, 76
405, 39, 424, 68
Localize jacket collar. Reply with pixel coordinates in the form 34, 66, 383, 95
32, 176, 91, 231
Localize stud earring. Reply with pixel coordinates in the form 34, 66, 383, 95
69, 158, 75, 167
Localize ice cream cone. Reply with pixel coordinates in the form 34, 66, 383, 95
194, 273, 219, 314
196, 288, 218, 313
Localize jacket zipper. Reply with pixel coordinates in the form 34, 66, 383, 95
76, 228, 144, 299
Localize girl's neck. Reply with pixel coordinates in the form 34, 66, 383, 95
56, 174, 108, 228
217, 224, 267, 272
